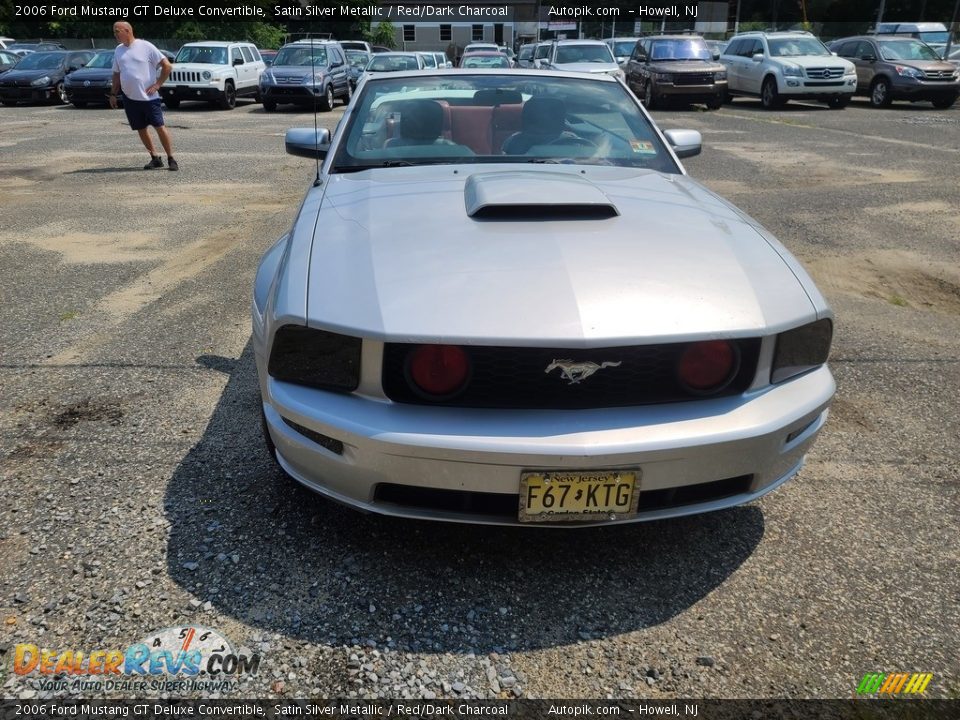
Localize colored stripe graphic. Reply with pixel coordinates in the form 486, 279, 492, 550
857, 673, 885, 694
857, 672, 933, 694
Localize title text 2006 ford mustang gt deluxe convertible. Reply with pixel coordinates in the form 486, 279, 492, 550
252, 69, 834, 526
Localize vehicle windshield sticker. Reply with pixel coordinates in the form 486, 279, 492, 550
630, 140, 656, 154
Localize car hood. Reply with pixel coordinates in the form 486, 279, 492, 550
304, 167, 819, 345
0, 67, 63, 83
65, 67, 111, 82
885, 58, 956, 73
783, 55, 854, 70
269, 66, 320, 79
650, 60, 725, 73
552, 62, 621, 74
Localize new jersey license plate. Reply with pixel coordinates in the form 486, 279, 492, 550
519, 470, 639, 522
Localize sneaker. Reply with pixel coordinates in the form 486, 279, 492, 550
167, 157, 179, 172
144, 155, 163, 170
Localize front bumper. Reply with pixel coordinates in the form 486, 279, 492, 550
779, 76, 856, 97
65, 86, 112, 103
890, 78, 960, 100
260, 85, 325, 103
259, 362, 835, 527
160, 85, 223, 102
0, 85, 59, 103
653, 79, 727, 102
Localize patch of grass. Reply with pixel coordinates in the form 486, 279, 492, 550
59, 311, 78, 322
888, 294, 909, 307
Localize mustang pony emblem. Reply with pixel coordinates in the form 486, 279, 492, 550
545, 359, 622, 385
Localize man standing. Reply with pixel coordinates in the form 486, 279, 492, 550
110, 21, 178, 171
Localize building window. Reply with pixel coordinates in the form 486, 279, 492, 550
440, 24, 452, 42
472, 25, 484, 41
404, 25, 416, 42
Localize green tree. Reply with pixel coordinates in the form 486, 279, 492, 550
367, 21, 395, 49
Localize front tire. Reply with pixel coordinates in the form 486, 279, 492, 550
706, 96, 722, 110
827, 96, 850, 109
262, 99, 277, 112
218, 82, 236, 110
932, 95, 957, 109
342, 82, 352, 105
319, 84, 334, 111
761, 77, 782, 109
643, 81, 657, 110
869, 78, 892, 108
71, 100, 87, 108
55, 82, 67, 104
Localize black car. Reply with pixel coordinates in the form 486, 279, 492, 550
0, 49, 20, 74
64, 50, 117, 107
0, 50, 95, 105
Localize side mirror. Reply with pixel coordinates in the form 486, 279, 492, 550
712, 52, 720, 60
285, 127, 331, 159
752, 53, 764, 62
664, 128, 702, 159
233, 57, 244, 66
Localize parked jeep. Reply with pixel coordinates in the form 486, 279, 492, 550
162, 41, 264, 110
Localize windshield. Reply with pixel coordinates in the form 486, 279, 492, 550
462, 55, 511, 68
768, 38, 831, 57
919, 32, 949, 45
555, 44, 616, 64
274, 46, 328, 66
649, 39, 711, 61
10, 52, 63, 70
175, 46, 228, 64
518, 46, 534, 60
879, 39, 942, 61
85, 51, 114, 69
0, 51, 17, 64
334, 74, 680, 174
367, 55, 420, 71
613, 41, 638, 56
346, 51, 370, 68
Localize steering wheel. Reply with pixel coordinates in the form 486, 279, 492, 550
545, 135, 598, 149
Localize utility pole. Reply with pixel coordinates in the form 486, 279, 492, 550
945, 0, 959, 59
875, 0, 886, 32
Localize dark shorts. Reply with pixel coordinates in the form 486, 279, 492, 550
123, 98, 165, 130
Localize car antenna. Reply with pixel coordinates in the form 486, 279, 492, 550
311, 36, 321, 187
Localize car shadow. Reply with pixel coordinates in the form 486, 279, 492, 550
64, 167, 147, 174
164, 340, 765, 653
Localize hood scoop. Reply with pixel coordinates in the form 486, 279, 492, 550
465, 171, 619, 220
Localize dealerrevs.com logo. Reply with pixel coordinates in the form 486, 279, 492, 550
13, 626, 261, 694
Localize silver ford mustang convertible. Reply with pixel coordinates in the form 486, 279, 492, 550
252, 69, 835, 526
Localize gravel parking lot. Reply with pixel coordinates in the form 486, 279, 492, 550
0, 94, 958, 700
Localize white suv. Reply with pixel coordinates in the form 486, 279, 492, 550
720, 31, 856, 109
539, 39, 624, 80
163, 41, 265, 110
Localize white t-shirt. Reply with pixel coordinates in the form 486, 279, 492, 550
113, 39, 163, 102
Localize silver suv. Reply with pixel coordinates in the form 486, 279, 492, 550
259, 39, 351, 112
720, 31, 856, 109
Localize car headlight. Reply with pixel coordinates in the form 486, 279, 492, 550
715, 70, 727, 81
894, 65, 924, 79
653, 72, 672, 82
201, 70, 211, 80
262, 70, 275, 83
305, 73, 326, 85
771, 319, 832, 384
781, 64, 803, 77
268, 325, 361, 392
31, 76, 51, 86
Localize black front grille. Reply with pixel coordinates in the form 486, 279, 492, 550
382, 339, 760, 409
673, 73, 714, 86
374, 475, 754, 518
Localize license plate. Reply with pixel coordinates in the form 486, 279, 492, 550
519, 470, 639, 522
